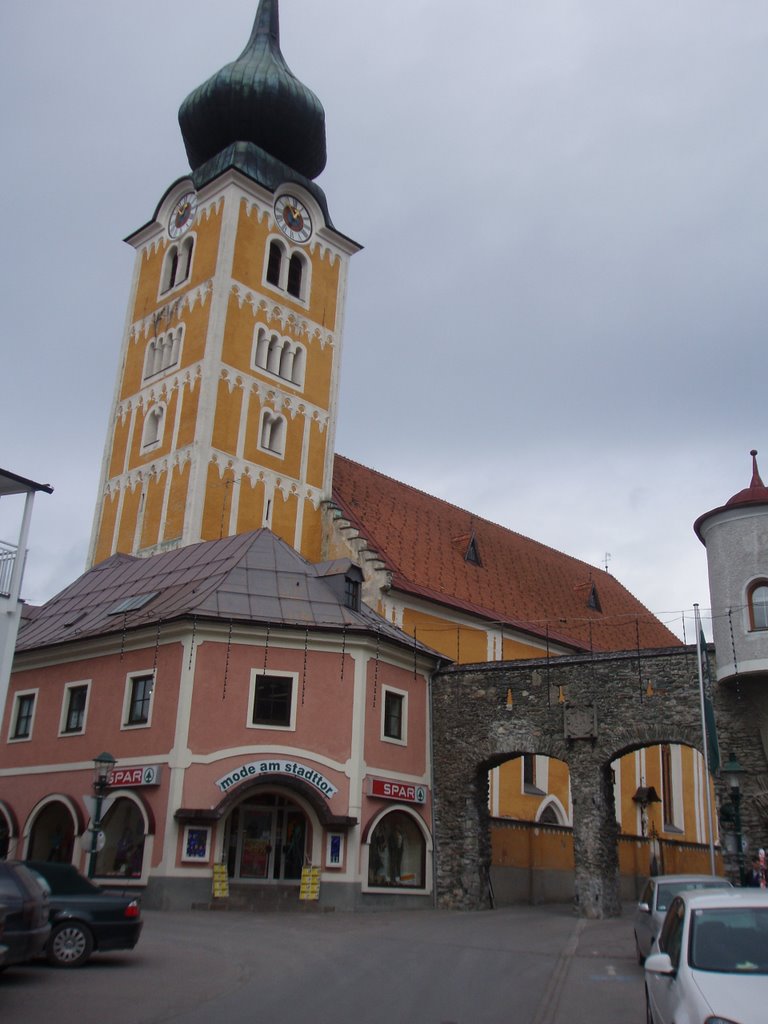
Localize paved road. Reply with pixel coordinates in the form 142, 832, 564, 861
2, 904, 645, 1024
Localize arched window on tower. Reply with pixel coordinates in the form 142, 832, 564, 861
287, 252, 305, 299
264, 238, 310, 303
160, 237, 195, 294
252, 326, 306, 388
259, 410, 286, 457
142, 404, 165, 449
749, 581, 768, 630
266, 240, 284, 287
179, 236, 194, 282
144, 326, 183, 379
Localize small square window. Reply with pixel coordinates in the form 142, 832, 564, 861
11, 693, 36, 740
125, 674, 154, 727
252, 674, 293, 728
62, 684, 88, 734
383, 690, 405, 742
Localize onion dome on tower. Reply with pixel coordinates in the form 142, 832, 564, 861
178, 0, 331, 217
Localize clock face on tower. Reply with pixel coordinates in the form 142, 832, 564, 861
168, 191, 198, 239
274, 194, 312, 243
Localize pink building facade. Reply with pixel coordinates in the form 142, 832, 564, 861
0, 532, 441, 910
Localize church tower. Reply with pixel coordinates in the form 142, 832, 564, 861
88, 1, 360, 567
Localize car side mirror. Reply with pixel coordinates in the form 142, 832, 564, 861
637, 901, 650, 914
644, 952, 674, 976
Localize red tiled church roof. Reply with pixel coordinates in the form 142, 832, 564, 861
332, 455, 680, 653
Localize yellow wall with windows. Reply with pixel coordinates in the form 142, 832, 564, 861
231, 201, 341, 332
164, 462, 190, 543
131, 206, 222, 327
139, 470, 166, 551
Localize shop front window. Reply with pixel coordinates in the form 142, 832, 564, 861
27, 801, 75, 862
367, 811, 426, 889
0, 819, 9, 860
94, 798, 146, 879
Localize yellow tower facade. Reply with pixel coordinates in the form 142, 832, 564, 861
88, 2, 359, 567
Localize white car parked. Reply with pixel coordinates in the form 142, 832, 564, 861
633, 873, 733, 964
645, 888, 768, 1024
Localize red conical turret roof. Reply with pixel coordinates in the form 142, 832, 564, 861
694, 450, 768, 542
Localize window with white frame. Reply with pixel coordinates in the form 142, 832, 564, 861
61, 682, 89, 735
123, 673, 155, 728
382, 687, 407, 744
160, 235, 194, 294
264, 238, 309, 302
141, 404, 165, 449
9, 691, 36, 741
248, 671, 297, 730
144, 325, 183, 380
258, 409, 286, 457
252, 326, 306, 388
749, 581, 768, 631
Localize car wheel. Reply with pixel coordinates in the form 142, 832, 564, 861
635, 932, 645, 965
47, 921, 94, 968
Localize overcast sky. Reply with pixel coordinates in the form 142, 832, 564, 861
1, 1, 766, 642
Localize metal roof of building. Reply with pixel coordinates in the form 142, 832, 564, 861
16, 529, 436, 658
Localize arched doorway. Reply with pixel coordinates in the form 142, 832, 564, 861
224, 793, 309, 883
26, 799, 77, 862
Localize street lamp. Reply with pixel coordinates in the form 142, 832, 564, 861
88, 752, 116, 878
722, 752, 745, 885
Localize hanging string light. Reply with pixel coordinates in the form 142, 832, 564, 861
340, 624, 347, 684
222, 620, 233, 700
152, 619, 161, 676
372, 627, 381, 707
263, 621, 271, 672
302, 627, 309, 705
188, 615, 197, 670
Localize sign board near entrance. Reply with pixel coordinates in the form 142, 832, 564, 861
108, 765, 162, 787
368, 778, 427, 804
216, 759, 338, 797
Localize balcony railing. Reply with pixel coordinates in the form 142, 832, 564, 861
0, 540, 19, 598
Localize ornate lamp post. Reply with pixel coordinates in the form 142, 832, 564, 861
722, 753, 745, 885
88, 752, 116, 878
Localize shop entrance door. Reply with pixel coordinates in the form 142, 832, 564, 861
227, 795, 307, 883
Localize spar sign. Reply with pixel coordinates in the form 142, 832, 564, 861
368, 777, 427, 804
216, 759, 338, 797
107, 765, 162, 787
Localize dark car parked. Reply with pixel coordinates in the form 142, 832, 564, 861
0, 861, 51, 970
0, 903, 8, 967
25, 861, 142, 968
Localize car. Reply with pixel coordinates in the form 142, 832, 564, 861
25, 861, 143, 968
633, 873, 733, 964
645, 888, 768, 1024
0, 861, 51, 971
0, 903, 8, 968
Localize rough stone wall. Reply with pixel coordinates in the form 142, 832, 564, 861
431, 645, 768, 918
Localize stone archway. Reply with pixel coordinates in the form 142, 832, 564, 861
431, 646, 731, 918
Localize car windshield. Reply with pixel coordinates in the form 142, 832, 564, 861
656, 880, 728, 913
690, 907, 768, 973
